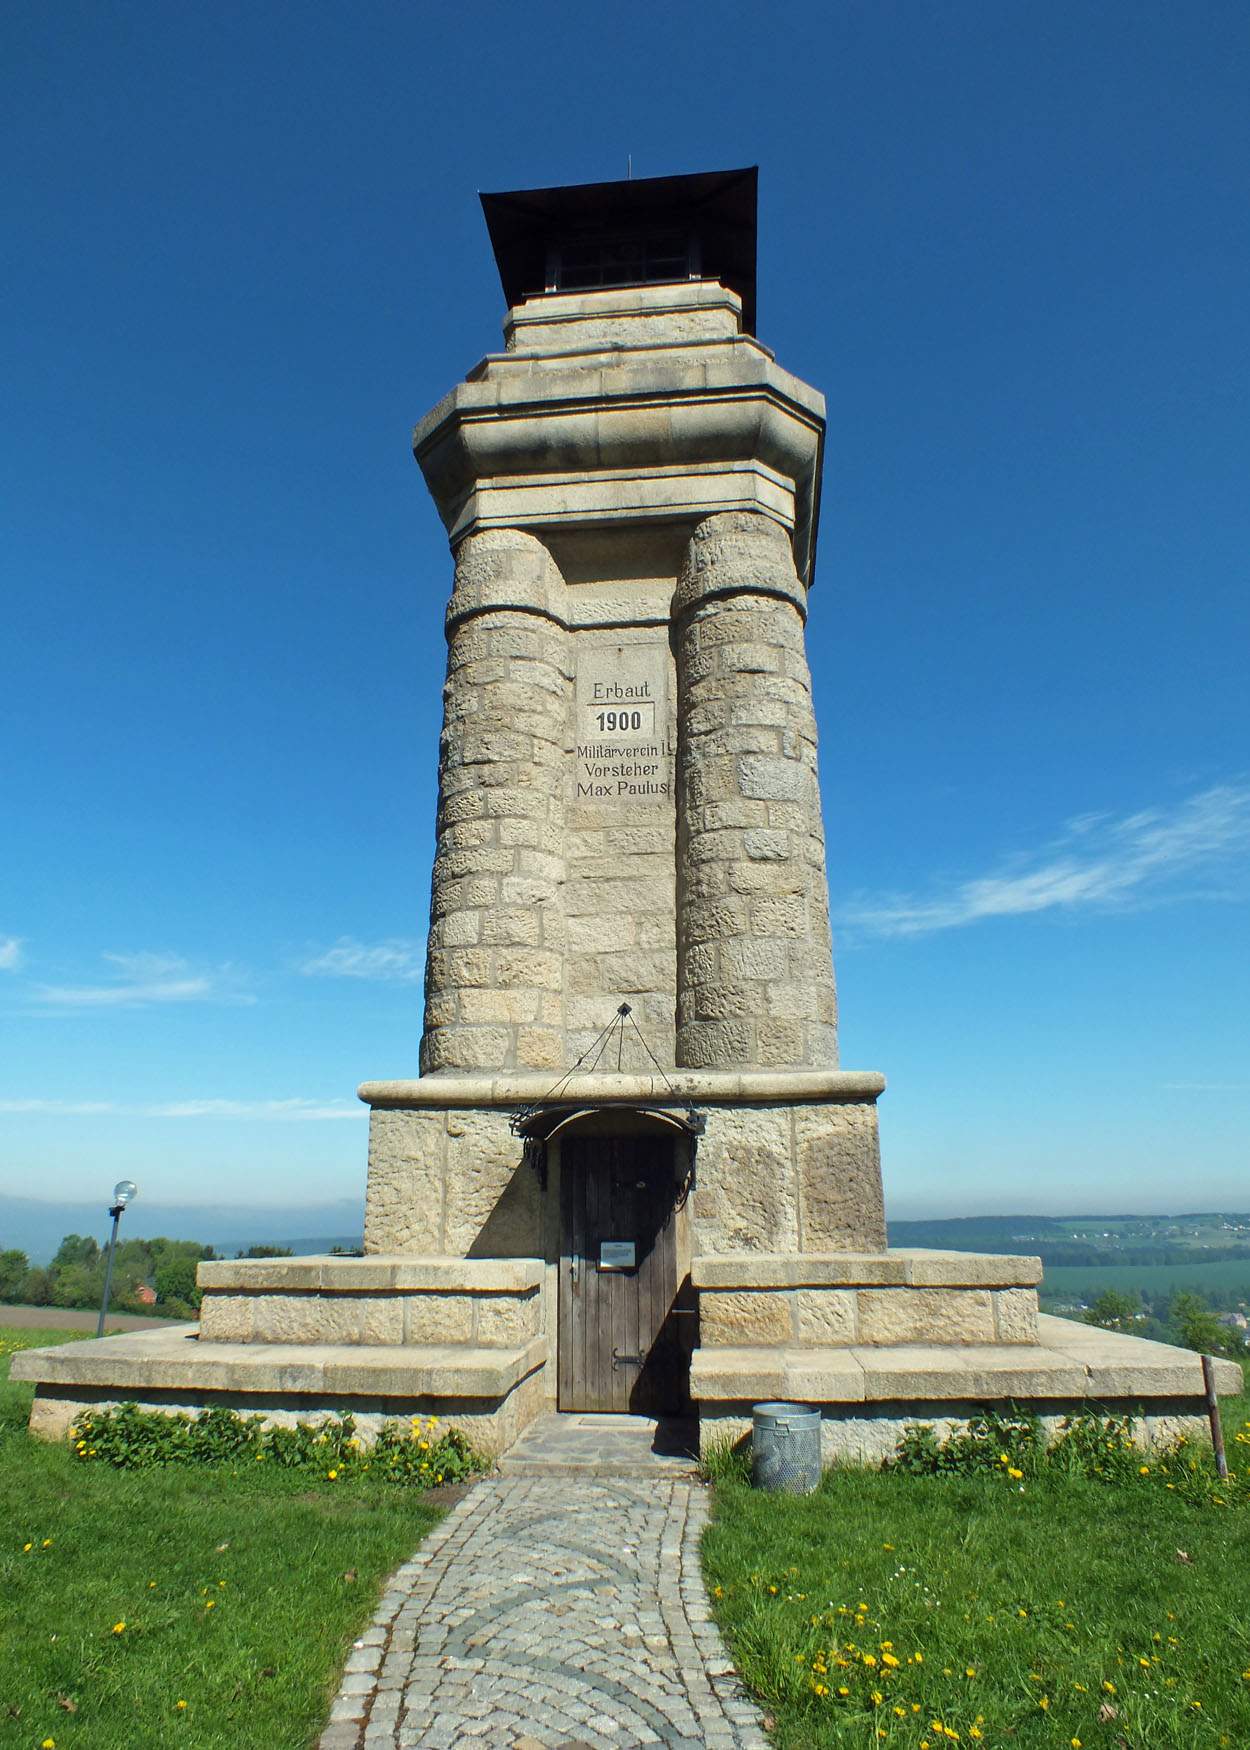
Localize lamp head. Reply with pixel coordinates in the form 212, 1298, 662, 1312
112, 1180, 138, 1208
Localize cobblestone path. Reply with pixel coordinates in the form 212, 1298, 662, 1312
320, 1476, 768, 1749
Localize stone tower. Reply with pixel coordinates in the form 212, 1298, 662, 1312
21, 169, 1237, 1460
363, 167, 889, 1298
414, 169, 837, 1083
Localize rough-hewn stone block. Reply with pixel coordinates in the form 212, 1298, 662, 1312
699, 1290, 792, 1346
857, 1288, 996, 1346
794, 1288, 858, 1344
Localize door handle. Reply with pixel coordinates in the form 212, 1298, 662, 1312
571, 1250, 580, 1288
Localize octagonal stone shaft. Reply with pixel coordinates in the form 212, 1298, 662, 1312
674, 512, 838, 1070
420, 529, 573, 1074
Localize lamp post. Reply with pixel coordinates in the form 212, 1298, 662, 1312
96, 1180, 138, 1338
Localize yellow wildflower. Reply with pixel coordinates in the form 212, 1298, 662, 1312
176, 1700, 187, 1710
1007, 1466, 1023, 1479
112, 1621, 125, 1634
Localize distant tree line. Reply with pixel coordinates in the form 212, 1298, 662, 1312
1039, 1243, 1250, 1269
0, 1236, 295, 1319
1082, 1287, 1248, 1358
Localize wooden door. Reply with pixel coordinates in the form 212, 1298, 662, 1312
558, 1134, 686, 1415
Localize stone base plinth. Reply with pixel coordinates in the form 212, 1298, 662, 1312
197, 1254, 544, 1349
360, 1069, 889, 1258
692, 1312, 1243, 1463
12, 1255, 553, 1457
13, 1325, 547, 1456
694, 1249, 1043, 1348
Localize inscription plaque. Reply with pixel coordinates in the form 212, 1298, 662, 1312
572, 641, 673, 805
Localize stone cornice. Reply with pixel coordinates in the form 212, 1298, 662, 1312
414, 343, 825, 586
358, 1069, 886, 1109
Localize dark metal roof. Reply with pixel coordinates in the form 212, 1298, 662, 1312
480, 166, 759, 335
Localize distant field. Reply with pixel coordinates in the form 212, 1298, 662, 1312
1042, 1258, 1250, 1299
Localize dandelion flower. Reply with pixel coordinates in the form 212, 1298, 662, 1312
176, 1700, 187, 1710
205, 1600, 215, 1611
22, 1542, 32, 1553
113, 1622, 126, 1635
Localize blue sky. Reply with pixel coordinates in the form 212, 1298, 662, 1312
2, 1, 1247, 1223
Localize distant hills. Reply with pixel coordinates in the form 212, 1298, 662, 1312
887, 1212, 1250, 1269
0, 1193, 363, 1264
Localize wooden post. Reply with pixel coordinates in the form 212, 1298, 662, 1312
1201, 1354, 1229, 1481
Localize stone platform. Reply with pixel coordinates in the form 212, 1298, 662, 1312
694, 1312, 1243, 1463
12, 1241, 1241, 1465
497, 1412, 699, 1476
12, 1254, 553, 1455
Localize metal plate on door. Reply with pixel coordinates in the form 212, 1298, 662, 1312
599, 1240, 636, 1271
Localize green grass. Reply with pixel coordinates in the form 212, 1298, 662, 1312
0, 1327, 442, 1750
703, 1375, 1250, 1749
1042, 1259, 1250, 1300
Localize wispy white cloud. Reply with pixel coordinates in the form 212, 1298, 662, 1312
837, 782, 1250, 939
0, 1097, 363, 1122
300, 937, 423, 982
32, 951, 256, 1010
0, 937, 22, 972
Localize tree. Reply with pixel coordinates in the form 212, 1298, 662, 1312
1084, 1289, 1140, 1332
20, 1267, 54, 1306
0, 1249, 29, 1301
53, 1233, 100, 1270
154, 1256, 201, 1308
1169, 1291, 1226, 1356
51, 1262, 99, 1310
239, 1245, 293, 1259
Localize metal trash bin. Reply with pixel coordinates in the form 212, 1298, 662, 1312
751, 1401, 821, 1494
